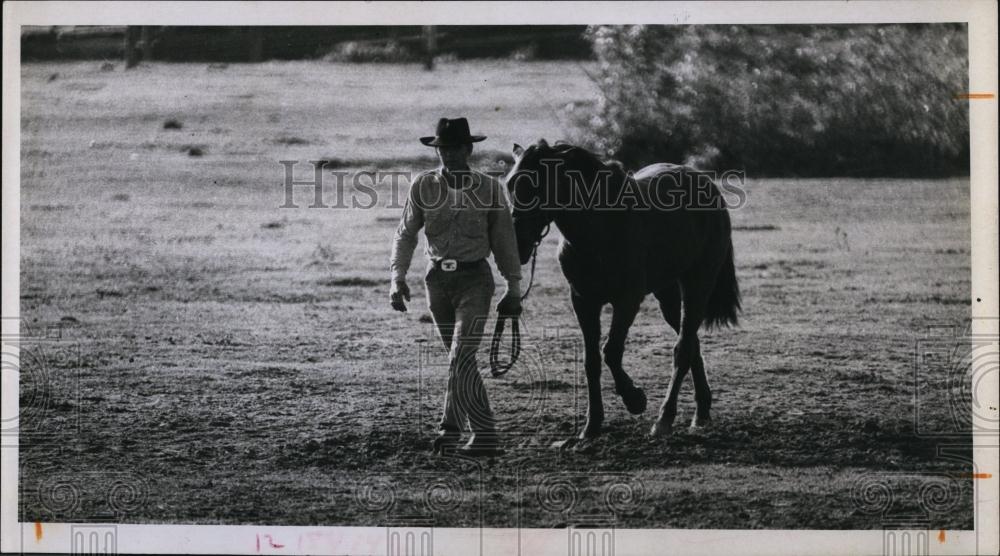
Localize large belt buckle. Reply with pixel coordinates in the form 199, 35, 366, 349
440, 259, 458, 272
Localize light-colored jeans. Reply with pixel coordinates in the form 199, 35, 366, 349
425, 262, 496, 434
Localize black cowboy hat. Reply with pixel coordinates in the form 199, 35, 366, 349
420, 117, 487, 147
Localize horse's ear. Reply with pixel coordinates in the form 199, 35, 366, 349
538, 138, 549, 149
512, 143, 524, 158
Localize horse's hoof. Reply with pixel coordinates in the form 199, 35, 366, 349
580, 422, 603, 440
432, 431, 461, 455
574, 438, 599, 454
550, 438, 576, 451
620, 386, 647, 415
689, 415, 712, 431
649, 422, 672, 438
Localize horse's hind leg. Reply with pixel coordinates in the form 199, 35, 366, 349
655, 283, 711, 429
571, 293, 605, 439
688, 350, 711, 428
604, 296, 647, 415
654, 282, 681, 334
651, 276, 711, 438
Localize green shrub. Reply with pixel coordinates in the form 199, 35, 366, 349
577, 25, 969, 176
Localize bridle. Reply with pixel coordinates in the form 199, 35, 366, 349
489, 220, 550, 377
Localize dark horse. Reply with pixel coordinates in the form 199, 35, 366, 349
504, 140, 741, 439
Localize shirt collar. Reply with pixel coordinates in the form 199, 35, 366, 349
437, 166, 478, 190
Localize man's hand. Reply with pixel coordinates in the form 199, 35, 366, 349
497, 290, 522, 317
390, 280, 411, 312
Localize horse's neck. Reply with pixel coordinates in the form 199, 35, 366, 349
551, 208, 619, 255
550, 162, 622, 244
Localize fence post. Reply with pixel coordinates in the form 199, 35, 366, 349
140, 26, 153, 63
423, 26, 437, 71
248, 28, 264, 62
124, 26, 141, 69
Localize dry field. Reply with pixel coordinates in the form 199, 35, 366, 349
17, 61, 974, 529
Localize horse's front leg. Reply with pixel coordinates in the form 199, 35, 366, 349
570, 292, 604, 439
604, 296, 647, 415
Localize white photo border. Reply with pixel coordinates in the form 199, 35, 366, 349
2, 1, 997, 555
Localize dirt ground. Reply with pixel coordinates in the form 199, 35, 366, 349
17, 61, 975, 529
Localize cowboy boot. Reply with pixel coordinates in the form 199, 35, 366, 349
459, 430, 504, 457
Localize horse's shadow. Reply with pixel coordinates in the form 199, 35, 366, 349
540, 415, 966, 470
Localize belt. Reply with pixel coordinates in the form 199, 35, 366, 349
431, 258, 487, 272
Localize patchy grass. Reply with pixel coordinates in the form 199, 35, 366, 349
318, 277, 381, 288
316, 149, 511, 172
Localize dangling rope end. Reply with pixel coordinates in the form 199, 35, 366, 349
489, 223, 550, 377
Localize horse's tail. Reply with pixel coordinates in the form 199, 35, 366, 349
704, 235, 741, 329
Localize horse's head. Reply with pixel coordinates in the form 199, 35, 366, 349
504, 139, 558, 264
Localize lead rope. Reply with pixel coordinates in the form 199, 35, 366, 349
490, 223, 549, 377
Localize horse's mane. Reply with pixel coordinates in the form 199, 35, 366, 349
537, 140, 631, 192
547, 140, 612, 168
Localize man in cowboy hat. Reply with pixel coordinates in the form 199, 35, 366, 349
390, 117, 522, 457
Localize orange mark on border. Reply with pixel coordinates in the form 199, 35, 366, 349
938, 530, 946, 543
959, 472, 993, 479
954, 93, 995, 100
34, 522, 42, 542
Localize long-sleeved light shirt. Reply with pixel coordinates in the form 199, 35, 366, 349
390, 167, 522, 291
